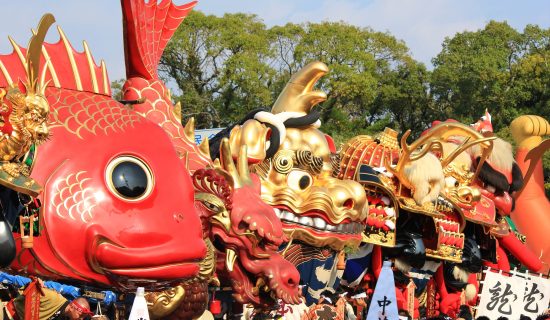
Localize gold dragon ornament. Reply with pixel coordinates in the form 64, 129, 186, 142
0, 14, 54, 197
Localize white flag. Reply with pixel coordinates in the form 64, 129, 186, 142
521, 275, 550, 318
477, 271, 526, 319
366, 261, 399, 320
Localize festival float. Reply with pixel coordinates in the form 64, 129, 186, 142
214, 61, 370, 309
0, 1, 300, 319
0, 1, 548, 320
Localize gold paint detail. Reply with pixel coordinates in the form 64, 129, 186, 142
426, 245, 463, 263
418, 287, 428, 307
271, 61, 328, 114
0, 86, 49, 164
443, 162, 475, 186
58, 26, 83, 91
82, 40, 99, 93
282, 228, 361, 251
198, 137, 210, 159
0, 60, 13, 84
183, 117, 195, 142
511, 115, 550, 149
0, 16, 54, 195
26, 14, 55, 94
489, 217, 511, 237
330, 153, 341, 178
373, 127, 399, 150
218, 138, 252, 188
8, 36, 27, 71
41, 46, 60, 88
272, 150, 294, 174
295, 150, 323, 175
398, 197, 444, 218
49, 90, 142, 139
198, 238, 216, 280
173, 101, 182, 123
386, 123, 494, 190
146, 286, 186, 319
50, 171, 97, 223
363, 230, 395, 247
228, 121, 272, 162
196, 192, 231, 233
101, 60, 109, 95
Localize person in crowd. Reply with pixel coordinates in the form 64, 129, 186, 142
3, 279, 93, 320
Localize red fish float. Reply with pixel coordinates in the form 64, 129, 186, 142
117, 0, 301, 311
0, 16, 205, 289
0, 3, 302, 312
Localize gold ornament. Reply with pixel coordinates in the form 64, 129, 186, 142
246, 62, 368, 251
0, 14, 55, 196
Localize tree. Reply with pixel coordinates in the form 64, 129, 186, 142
110, 79, 125, 101
431, 21, 550, 130
159, 11, 275, 128
270, 21, 430, 142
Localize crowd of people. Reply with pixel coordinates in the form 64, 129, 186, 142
0, 278, 107, 320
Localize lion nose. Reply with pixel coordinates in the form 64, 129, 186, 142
458, 186, 481, 204
327, 179, 368, 221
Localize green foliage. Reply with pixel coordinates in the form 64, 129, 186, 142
114, 13, 550, 194
159, 11, 275, 128
110, 79, 125, 101
431, 21, 550, 132
159, 12, 429, 138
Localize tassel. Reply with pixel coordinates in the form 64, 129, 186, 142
337, 250, 346, 270
209, 290, 221, 315
407, 279, 416, 318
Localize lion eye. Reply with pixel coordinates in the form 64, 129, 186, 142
287, 170, 313, 190
445, 177, 458, 188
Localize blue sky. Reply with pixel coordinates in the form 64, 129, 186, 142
0, 1, 548, 81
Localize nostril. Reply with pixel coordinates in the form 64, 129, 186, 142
238, 221, 249, 231
343, 199, 354, 209
287, 277, 296, 287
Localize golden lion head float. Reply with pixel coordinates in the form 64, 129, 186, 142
227, 62, 368, 251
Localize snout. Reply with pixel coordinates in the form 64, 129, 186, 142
322, 177, 368, 223
35, 124, 49, 141
456, 186, 481, 207
269, 254, 302, 304
279, 260, 300, 290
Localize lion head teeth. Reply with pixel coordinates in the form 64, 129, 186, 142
273, 208, 364, 234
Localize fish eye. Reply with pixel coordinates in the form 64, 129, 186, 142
106, 156, 154, 201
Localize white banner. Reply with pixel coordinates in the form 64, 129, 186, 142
194, 128, 224, 145
477, 270, 526, 319
520, 273, 550, 318
366, 261, 399, 320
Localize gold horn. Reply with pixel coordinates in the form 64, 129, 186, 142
237, 145, 252, 186
219, 138, 242, 188
385, 122, 493, 189
271, 61, 328, 114
217, 139, 253, 189
26, 14, 56, 94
